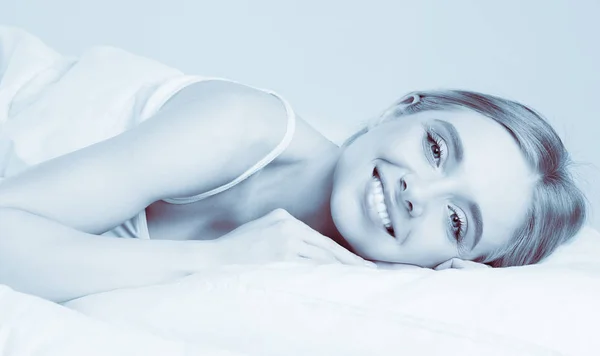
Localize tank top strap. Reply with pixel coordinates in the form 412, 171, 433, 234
161, 84, 297, 205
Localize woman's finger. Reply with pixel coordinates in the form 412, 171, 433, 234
375, 261, 422, 270
433, 259, 454, 270
434, 258, 491, 270
451, 258, 491, 269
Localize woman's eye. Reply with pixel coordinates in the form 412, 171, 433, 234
424, 128, 448, 167
447, 205, 467, 243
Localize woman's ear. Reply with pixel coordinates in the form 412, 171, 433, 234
389, 93, 421, 114
373, 93, 422, 126
399, 93, 421, 105
351, 92, 423, 145
434, 258, 491, 270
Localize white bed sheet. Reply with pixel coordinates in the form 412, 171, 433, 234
59, 227, 600, 356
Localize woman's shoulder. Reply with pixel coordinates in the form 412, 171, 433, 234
161, 79, 290, 154
140, 78, 293, 200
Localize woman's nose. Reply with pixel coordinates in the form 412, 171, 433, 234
397, 174, 432, 217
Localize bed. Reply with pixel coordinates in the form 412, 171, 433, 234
1, 25, 598, 356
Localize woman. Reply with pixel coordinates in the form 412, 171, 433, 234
0, 78, 587, 303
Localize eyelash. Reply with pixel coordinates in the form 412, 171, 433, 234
447, 205, 467, 243
425, 128, 446, 167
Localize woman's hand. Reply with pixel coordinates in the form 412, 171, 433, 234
371, 258, 491, 270
373, 261, 423, 270
217, 209, 376, 268
434, 258, 491, 270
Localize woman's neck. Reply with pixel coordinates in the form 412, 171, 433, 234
296, 152, 351, 250
272, 116, 350, 250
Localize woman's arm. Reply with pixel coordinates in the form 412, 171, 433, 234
0, 79, 286, 234
0, 80, 287, 302
0, 207, 225, 303
0, 208, 373, 303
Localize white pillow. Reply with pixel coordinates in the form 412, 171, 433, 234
65, 226, 600, 356
539, 225, 600, 266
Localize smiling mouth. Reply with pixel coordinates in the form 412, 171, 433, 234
371, 167, 396, 238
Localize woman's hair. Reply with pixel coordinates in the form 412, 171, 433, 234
344, 90, 587, 267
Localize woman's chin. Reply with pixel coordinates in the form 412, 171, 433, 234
344, 236, 388, 262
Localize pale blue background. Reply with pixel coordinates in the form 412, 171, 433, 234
1, 0, 599, 228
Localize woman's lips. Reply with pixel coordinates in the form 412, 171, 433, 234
374, 164, 410, 245
367, 166, 396, 238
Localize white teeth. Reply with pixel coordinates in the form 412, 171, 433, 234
370, 177, 392, 229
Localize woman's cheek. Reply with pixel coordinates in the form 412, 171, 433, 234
380, 136, 422, 171
416, 216, 456, 266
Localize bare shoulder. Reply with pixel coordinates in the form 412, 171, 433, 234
160, 79, 288, 150
141, 79, 291, 198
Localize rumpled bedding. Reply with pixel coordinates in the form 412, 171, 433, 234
1, 25, 599, 356
0, 25, 186, 177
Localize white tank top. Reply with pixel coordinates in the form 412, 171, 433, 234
101, 76, 297, 240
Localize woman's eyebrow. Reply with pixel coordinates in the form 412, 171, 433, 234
432, 119, 464, 165
467, 200, 484, 251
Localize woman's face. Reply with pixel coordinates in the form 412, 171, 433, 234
330, 109, 536, 267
